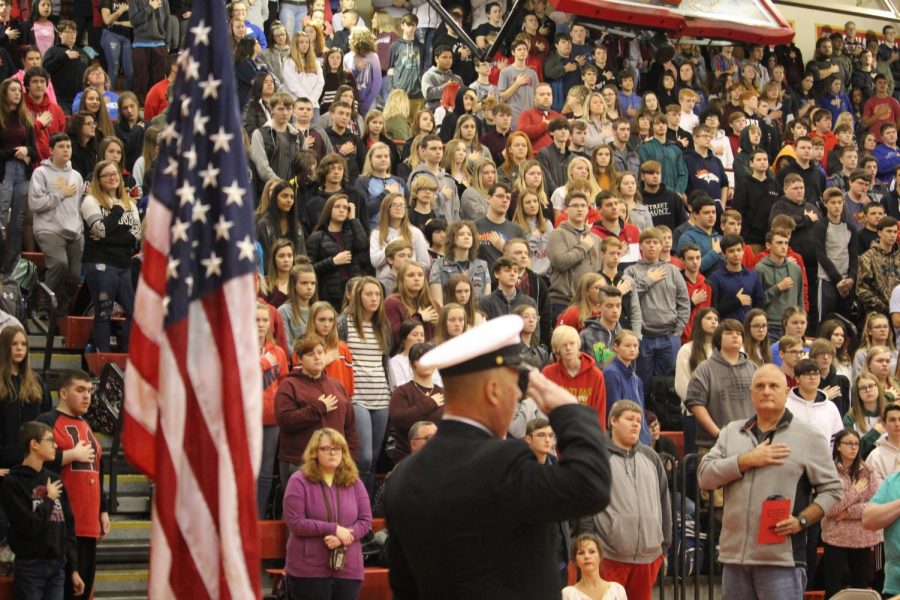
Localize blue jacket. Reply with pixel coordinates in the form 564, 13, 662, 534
820, 92, 852, 126
874, 143, 900, 183
603, 358, 650, 445
683, 148, 727, 200
708, 266, 765, 322
677, 224, 724, 275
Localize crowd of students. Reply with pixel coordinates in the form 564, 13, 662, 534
7, 0, 900, 597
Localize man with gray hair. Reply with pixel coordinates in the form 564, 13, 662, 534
698, 364, 842, 598
407, 421, 437, 454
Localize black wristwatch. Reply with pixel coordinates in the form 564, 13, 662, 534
797, 514, 808, 529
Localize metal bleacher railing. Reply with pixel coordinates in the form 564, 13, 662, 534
656, 452, 718, 600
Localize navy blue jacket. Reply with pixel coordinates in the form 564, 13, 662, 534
708, 266, 766, 322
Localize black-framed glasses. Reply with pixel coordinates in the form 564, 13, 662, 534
317, 446, 342, 455
839, 441, 860, 448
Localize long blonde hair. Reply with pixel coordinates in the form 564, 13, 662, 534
564, 156, 602, 201
347, 276, 390, 353
89, 161, 131, 211
569, 272, 603, 328
513, 160, 550, 211
362, 141, 393, 176
512, 191, 550, 234
382, 89, 410, 123
394, 261, 437, 315
309, 301, 339, 350
289, 31, 318, 73
300, 428, 359, 486
376, 192, 414, 248
435, 303, 467, 344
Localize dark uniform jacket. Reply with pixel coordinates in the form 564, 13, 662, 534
385, 403, 610, 600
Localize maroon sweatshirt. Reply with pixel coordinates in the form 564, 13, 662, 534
275, 368, 360, 464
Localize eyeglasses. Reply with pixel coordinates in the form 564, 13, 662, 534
750, 323, 767, 330
317, 446, 342, 455
100, 172, 119, 179
839, 441, 860, 448
859, 383, 878, 392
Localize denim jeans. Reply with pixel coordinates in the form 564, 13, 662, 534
83, 262, 134, 352
14, 558, 65, 600
722, 564, 807, 600
415, 27, 437, 77
257, 424, 278, 518
0, 160, 29, 272
635, 333, 680, 399
100, 29, 134, 91
353, 404, 388, 497
278, 3, 307, 37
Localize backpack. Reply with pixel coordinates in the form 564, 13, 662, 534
649, 375, 682, 431
0, 278, 25, 325
8, 256, 38, 298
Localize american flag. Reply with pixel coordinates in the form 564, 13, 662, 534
122, 0, 262, 594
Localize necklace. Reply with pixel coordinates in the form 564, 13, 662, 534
413, 381, 434, 395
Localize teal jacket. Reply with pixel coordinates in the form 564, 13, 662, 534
638, 138, 688, 194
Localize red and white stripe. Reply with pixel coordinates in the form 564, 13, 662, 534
124, 195, 262, 599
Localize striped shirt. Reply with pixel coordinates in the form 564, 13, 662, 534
347, 319, 391, 410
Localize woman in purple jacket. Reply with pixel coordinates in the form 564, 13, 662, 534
283, 427, 372, 599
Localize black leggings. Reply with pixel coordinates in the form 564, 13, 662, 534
822, 542, 874, 599
287, 576, 362, 600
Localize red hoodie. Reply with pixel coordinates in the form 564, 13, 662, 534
24, 92, 66, 161
542, 352, 607, 429
748, 247, 810, 312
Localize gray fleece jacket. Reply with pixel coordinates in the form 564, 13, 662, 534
684, 350, 757, 448
28, 159, 84, 240
698, 410, 843, 568
623, 259, 690, 337
579, 437, 671, 564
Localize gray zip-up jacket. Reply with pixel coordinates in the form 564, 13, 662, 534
698, 410, 842, 568
28, 159, 84, 241
684, 350, 758, 448
579, 437, 671, 564
623, 259, 690, 337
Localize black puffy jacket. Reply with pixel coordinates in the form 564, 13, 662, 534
305, 219, 370, 309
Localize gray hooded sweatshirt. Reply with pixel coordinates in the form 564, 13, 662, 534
28, 159, 84, 241
623, 259, 690, 337
579, 437, 671, 564
684, 350, 758, 448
